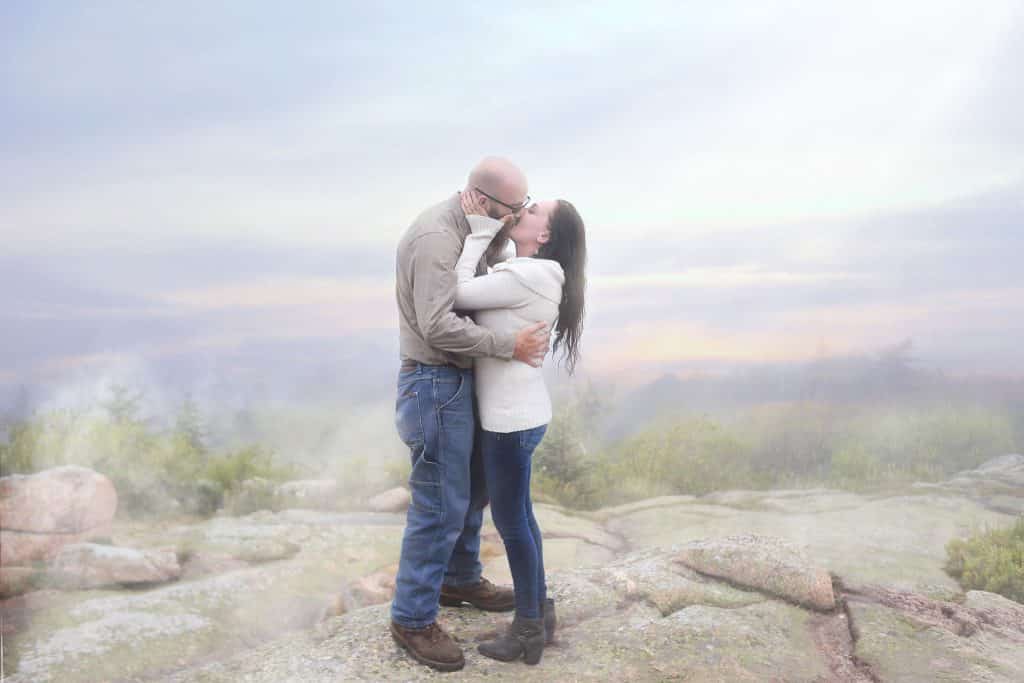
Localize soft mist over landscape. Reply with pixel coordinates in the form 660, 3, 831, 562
3, 2, 1024, 681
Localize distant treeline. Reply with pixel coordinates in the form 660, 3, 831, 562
602, 339, 1024, 442
3, 339, 1022, 516
533, 389, 1022, 510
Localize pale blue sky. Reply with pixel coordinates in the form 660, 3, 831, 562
3, 1, 1023, 393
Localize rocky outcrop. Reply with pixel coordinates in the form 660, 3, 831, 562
606, 482, 1015, 600
367, 487, 411, 513
674, 534, 836, 610
2, 508, 411, 682
0, 566, 40, 599
846, 586, 1024, 682
4, 461, 1022, 682
326, 564, 399, 617
1, 466, 118, 566
157, 545, 1024, 682
47, 543, 181, 589
128, 548, 839, 682
275, 479, 339, 510
0, 503, 620, 682
913, 453, 1024, 515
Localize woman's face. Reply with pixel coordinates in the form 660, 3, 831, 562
509, 200, 557, 255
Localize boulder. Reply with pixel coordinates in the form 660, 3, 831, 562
0, 466, 117, 566
47, 543, 181, 589
0, 465, 117, 533
327, 564, 399, 617
1, 525, 113, 566
367, 487, 410, 513
674, 534, 836, 611
594, 549, 764, 615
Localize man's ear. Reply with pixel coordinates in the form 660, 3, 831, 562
474, 190, 489, 209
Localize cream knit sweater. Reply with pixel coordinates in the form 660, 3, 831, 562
453, 216, 564, 433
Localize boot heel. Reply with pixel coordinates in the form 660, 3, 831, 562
519, 622, 545, 665
439, 596, 463, 607
522, 637, 544, 665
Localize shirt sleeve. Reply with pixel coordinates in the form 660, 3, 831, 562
409, 230, 516, 359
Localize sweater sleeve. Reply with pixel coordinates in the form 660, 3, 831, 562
454, 270, 533, 310
454, 215, 533, 311
455, 215, 501, 285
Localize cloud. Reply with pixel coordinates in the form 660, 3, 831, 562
3, 1, 1022, 251
159, 276, 391, 311
592, 267, 868, 291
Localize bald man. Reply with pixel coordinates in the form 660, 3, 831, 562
389, 158, 550, 672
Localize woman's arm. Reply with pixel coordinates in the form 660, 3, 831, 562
454, 215, 532, 310
454, 269, 531, 310
455, 215, 502, 285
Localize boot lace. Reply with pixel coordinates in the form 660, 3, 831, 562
424, 623, 446, 643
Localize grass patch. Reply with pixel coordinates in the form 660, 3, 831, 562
945, 517, 1024, 603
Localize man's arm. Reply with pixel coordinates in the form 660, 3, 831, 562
409, 231, 516, 359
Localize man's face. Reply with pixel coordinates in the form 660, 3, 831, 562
473, 184, 529, 221
486, 201, 513, 221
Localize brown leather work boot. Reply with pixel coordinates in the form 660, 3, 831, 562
389, 620, 465, 672
439, 576, 515, 611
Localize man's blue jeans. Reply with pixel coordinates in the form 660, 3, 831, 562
390, 364, 487, 628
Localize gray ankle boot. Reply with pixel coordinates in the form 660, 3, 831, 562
477, 615, 545, 665
542, 598, 556, 644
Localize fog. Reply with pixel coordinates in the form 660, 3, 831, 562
2, 2, 1023, 679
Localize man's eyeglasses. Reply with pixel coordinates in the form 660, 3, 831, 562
474, 186, 531, 212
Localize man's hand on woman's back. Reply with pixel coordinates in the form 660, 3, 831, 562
513, 322, 550, 367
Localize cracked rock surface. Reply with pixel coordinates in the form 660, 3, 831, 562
2, 454, 1023, 682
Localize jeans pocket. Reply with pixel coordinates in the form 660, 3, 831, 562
408, 455, 442, 514
395, 386, 424, 450
436, 373, 467, 412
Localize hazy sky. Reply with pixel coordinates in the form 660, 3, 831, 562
3, 1, 1023, 393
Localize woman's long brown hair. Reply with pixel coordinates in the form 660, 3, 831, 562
536, 200, 586, 374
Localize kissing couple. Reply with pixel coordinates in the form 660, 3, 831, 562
389, 157, 587, 671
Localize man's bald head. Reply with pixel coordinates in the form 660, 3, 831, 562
466, 157, 528, 217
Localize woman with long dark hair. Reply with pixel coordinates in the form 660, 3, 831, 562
453, 190, 586, 666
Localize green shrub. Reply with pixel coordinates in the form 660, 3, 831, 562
204, 445, 294, 494
611, 416, 757, 496
842, 404, 1016, 481
828, 444, 884, 490
0, 421, 40, 476
222, 477, 279, 516
740, 402, 840, 481
945, 517, 1024, 603
532, 406, 599, 508
0, 395, 297, 518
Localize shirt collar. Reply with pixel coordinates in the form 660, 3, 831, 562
448, 192, 471, 238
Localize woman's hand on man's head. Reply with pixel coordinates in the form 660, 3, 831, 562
462, 191, 517, 230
